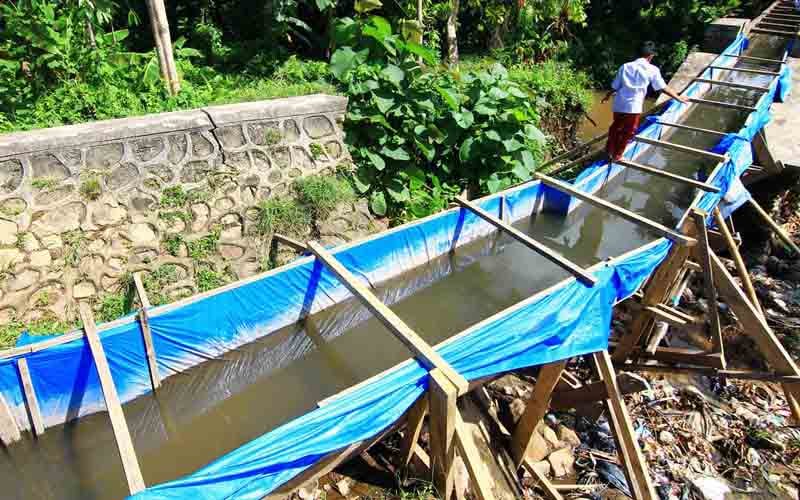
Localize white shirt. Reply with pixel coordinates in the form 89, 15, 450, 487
611, 58, 667, 114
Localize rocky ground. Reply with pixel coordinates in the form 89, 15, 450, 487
292, 174, 800, 500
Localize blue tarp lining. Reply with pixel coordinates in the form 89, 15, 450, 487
0, 29, 791, 499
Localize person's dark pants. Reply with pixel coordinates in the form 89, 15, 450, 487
605, 112, 641, 161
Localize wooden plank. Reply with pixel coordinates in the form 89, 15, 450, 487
510, 361, 566, 466
709, 65, 782, 76
751, 27, 799, 36
614, 159, 721, 192
693, 77, 770, 92
456, 198, 597, 286
713, 208, 763, 317
691, 210, 725, 363
688, 97, 758, 113
550, 381, 609, 409
719, 53, 787, 64
747, 198, 800, 255
0, 391, 21, 445
79, 303, 146, 494
429, 368, 458, 500
398, 396, 428, 469
273, 233, 307, 252
632, 135, 728, 161
133, 273, 160, 391
16, 358, 44, 437
308, 241, 469, 395
620, 363, 800, 382
648, 346, 725, 369
655, 120, 729, 137
710, 251, 800, 422
533, 173, 696, 246
521, 459, 563, 500
454, 412, 497, 500
759, 20, 800, 29
593, 350, 658, 500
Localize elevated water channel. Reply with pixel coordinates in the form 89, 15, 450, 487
0, 34, 788, 500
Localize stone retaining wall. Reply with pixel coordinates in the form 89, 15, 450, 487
0, 94, 373, 324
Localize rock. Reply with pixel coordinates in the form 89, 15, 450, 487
690, 476, 732, 500
18, 233, 39, 252
532, 460, 552, 478
29, 250, 51, 267
453, 455, 469, 500
93, 204, 127, 226
129, 223, 156, 244
557, 425, 581, 448
335, 479, 350, 496
547, 447, 575, 477
73, 281, 96, 299
509, 397, 526, 423
525, 430, 551, 462
296, 485, 318, 500
0, 219, 18, 245
659, 430, 676, 445
0, 248, 23, 268
8, 268, 38, 291
40, 235, 62, 250
541, 425, 561, 449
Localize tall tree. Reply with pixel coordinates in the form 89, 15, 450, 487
446, 0, 459, 65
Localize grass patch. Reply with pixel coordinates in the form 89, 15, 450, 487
160, 186, 190, 209
187, 227, 221, 260
80, 177, 102, 200
63, 230, 84, 267
293, 174, 355, 220
195, 264, 233, 292
163, 234, 184, 257
254, 198, 311, 237
142, 264, 183, 306
159, 210, 192, 224
31, 177, 58, 191
264, 127, 282, 145
0, 314, 76, 349
309, 142, 325, 161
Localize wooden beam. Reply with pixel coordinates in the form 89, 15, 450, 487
691, 210, 725, 363
550, 381, 609, 409
510, 361, 566, 466
752, 24, 799, 34
521, 459, 563, 500
308, 241, 469, 395
273, 233, 307, 252
620, 363, 800, 383
647, 346, 725, 369
614, 159, 721, 193
454, 412, 497, 500
710, 251, 800, 422
632, 136, 727, 161
16, 358, 44, 437
455, 198, 597, 286
759, 20, 800, 29
429, 368, 458, 500
533, 173, 696, 246
747, 198, 800, 255
719, 53, 787, 64
655, 120, 729, 137
78, 303, 145, 494
593, 350, 658, 500
693, 77, 770, 92
709, 65, 782, 76
0, 391, 21, 446
398, 396, 428, 469
713, 208, 763, 317
133, 273, 160, 391
688, 97, 758, 113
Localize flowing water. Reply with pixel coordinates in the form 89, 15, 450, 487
0, 34, 789, 500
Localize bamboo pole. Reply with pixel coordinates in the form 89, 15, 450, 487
691, 210, 725, 364
17, 358, 45, 437
428, 368, 457, 499
133, 273, 161, 391
146, 0, 180, 95
0, 392, 21, 446
693, 78, 771, 92
747, 198, 800, 255
614, 159, 721, 192
510, 361, 566, 466
712, 208, 763, 316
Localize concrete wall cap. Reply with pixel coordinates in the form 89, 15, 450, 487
0, 109, 211, 158
202, 94, 348, 126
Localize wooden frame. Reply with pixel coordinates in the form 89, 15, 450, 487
632, 135, 728, 161
0, 392, 20, 446
655, 120, 729, 137
694, 77, 770, 92
16, 358, 45, 437
709, 65, 782, 76
614, 159, 721, 192
690, 210, 726, 364
719, 53, 787, 64
533, 173, 696, 245
688, 97, 758, 112
455, 197, 597, 286
133, 273, 161, 391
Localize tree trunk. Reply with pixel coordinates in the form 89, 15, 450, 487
146, 0, 180, 95
417, 0, 424, 44
446, 0, 459, 66
85, 20, 97, 48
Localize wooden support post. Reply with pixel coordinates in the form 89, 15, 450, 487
533, 173, 696, 246
16, 358, 44, 437
612, 220, 694, 363
79, 303, 146, 494
453, 412, 497, 500
456, 198, 597, 285
133, 273, 161, 391
752, 130, 780, 174
709, 252, 800, 422
688, 97, 758, 112
693, 77, 771, 92
593, 351, 658, 500
713, 208, 763, 316
274, 233, 306, 252
0, 391, 21, 446
748, 198, 800, 256
428, 368, 458, 500
510, 361, 566, 466
398, 396, 429, 469
521, 459, 563, 500
719, 53, 787, 64
655, 120, 729, 137
615, 159, 721, 192
632, 136, 728, 161
691, 210, 725, 365
308, 241, 469, 394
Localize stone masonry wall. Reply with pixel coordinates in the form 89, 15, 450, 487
0, 94, 374, 324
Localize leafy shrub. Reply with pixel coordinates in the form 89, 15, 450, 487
331, 15, 547, 220
293, 175, 355, 219
80, 177, 103, 200
254, 198, 311, 237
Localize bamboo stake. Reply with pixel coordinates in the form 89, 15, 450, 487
747, 198, 800, 255
79, 303, 146, 494
398, 396, 428, 469
632, 136, 728, 161
133, 273, 161, 391
146, 0, 180, 95
712, 208, 763, 316
16, 358, 45, 437
655, 120, 729, 137
0, 391, 21, 446
454, 412, 497, 500
429, 368, 457, 499
709, 65, 781, 76
510, 361, 566, 466
691, 210, 725, 364
688, 97, 758, 112
614, 159, 721, 192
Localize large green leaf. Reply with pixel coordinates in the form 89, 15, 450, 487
330, 47, 360, 79
459, 137, 474, 163
381, 64, 405, 84
380, 146, 410, 160
315, 0, 336, 10
386, 179, 410, 202
485, 130, 502, 142
511, 161, 531, 181
525, 124, 546, 144
452, 110, 474, 129
373, 94, 395, 114
486, 175, 504, 193
502, 138, 524, 152
370, 191, 388, 215
365, 150, 386, 170
405, 42, 436, 65
355, 0, 383, 13
437, 87, 460, 110
521, 150, 537, 170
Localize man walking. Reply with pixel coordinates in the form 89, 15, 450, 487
602, 41, 689, 161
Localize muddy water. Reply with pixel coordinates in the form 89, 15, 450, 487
1, 35, 789, 500
578, 90, 657, 142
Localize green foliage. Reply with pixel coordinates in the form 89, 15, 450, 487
63, 230, 85, 267
331, 15, 547, 220
142, 264, 182, 306
80, 177, 102, 200
255, 198, 311, 237
195, 264, 233, 292
186, 227, 221, 260
264, 128, 283, 145
163, 234, 184, 257
96, 291, 131, 323
31, 177, 58, 191
309, 143, 326, 160
293, 174, 355, 219
160, 185, 190, 208
0, 313, 76, 349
